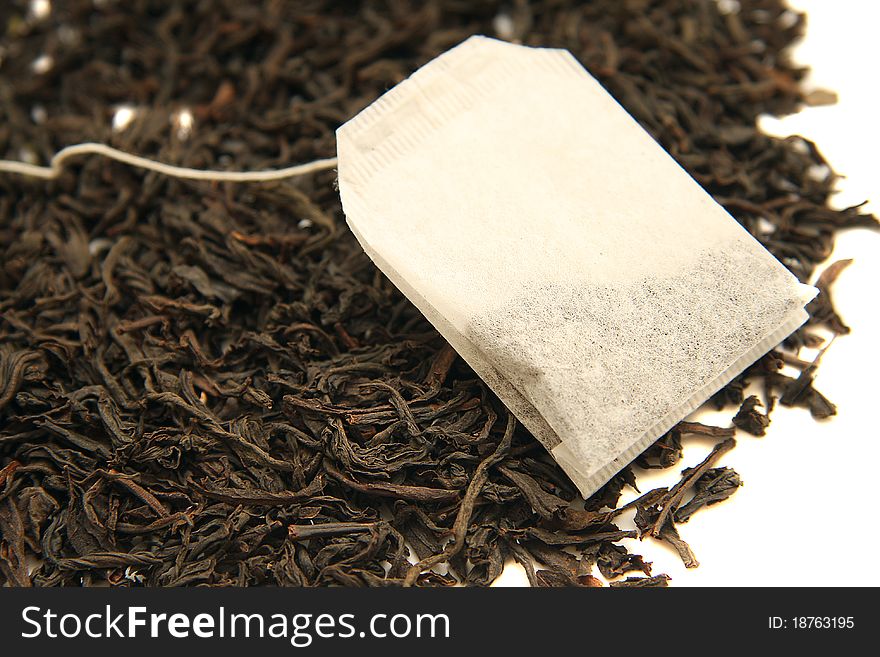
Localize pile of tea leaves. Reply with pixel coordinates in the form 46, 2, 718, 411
0, 0, 875, 587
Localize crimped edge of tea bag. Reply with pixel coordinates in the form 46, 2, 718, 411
337, 35, 584, 190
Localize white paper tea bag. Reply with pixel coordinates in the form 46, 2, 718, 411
336, 36, 817, 498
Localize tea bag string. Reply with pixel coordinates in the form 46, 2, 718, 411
0, 142, 338, 182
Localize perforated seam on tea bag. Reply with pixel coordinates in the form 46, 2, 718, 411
337, 35, 817, 498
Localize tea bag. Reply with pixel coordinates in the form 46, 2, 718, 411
336, 36, 816, 498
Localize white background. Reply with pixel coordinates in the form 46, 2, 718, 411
494, 0, 880, 587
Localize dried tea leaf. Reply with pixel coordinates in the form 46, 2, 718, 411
610, 574, 671, 588
808, 259, 853, 334
733, 395, 771, 436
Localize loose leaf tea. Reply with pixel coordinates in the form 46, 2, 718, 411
732, 395, 771, 436
1, 0, 877, 587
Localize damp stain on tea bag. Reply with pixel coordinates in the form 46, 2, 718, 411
337, 36, 816, 497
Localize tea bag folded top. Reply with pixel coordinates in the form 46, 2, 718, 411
336, 36, 816, 498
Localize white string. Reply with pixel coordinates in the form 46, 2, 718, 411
0, 142, 338, 182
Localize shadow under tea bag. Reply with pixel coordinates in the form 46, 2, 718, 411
336, 35, 817, 498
